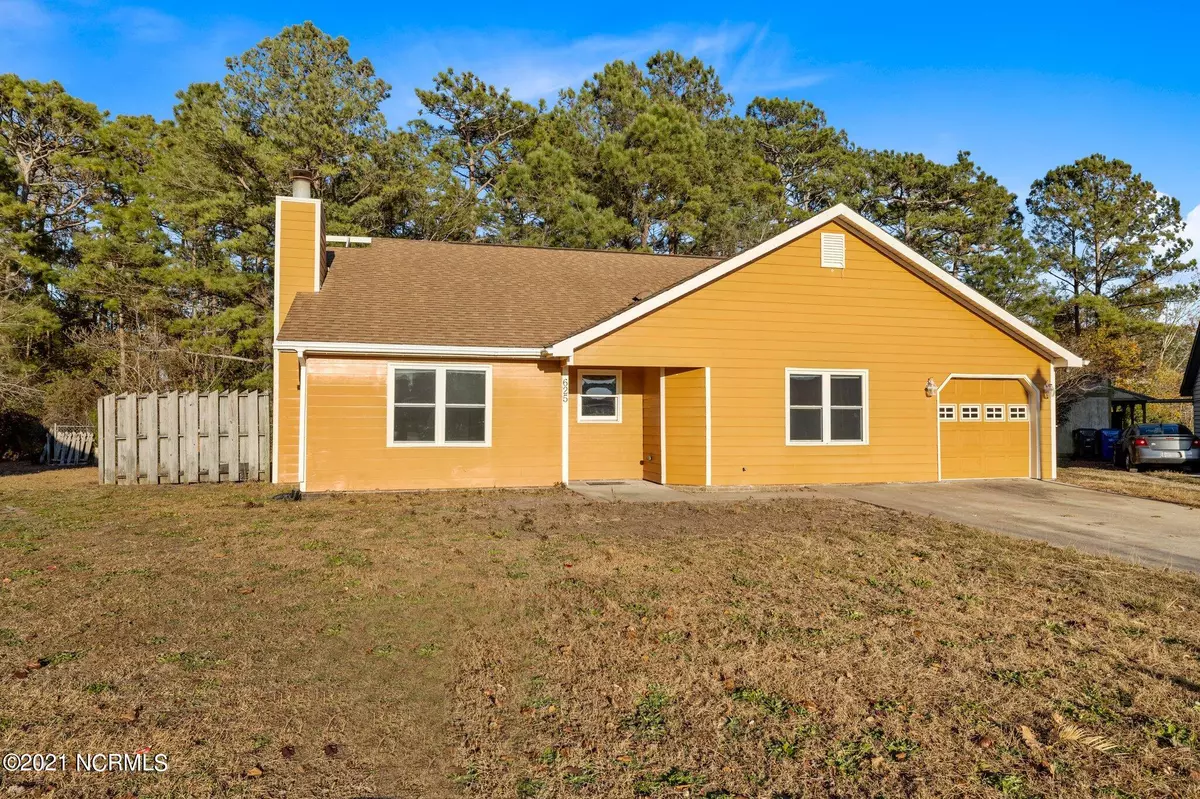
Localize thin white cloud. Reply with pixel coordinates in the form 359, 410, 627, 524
377, 23, 831, 124
1184, 203, 1200, 266
0, 0, 51, 28
109, 6, 185, 43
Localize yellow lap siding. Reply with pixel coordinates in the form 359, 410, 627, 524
274, 350, 301, 483
569, 367, 644, 480
575, 221, 1055, 485
664, 368, 706, 485
642, 368, 662, 483
275, 199, 319, 330
304, 357, 561, 491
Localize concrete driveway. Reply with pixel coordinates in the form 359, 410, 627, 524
817, 479, 1200, 572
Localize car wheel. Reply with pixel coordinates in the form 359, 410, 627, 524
1125, 453, 1139, 473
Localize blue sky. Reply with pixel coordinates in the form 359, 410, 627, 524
3, 0, 1198, 255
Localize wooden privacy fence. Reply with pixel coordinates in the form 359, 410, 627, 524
97, 391, 271, 485
42, 424, 96, 466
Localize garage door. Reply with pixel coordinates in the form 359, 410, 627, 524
939, 379, 1031, 479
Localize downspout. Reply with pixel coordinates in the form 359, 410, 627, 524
297, 349, 308, 493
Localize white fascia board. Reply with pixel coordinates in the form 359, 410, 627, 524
273, 339, 546, 359
549, 203, 1084, 368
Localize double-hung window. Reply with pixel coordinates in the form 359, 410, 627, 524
786, 369, 868, 445
578, 371, 622, 422
389, 364, 491, 446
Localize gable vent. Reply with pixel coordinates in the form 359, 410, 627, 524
820, 232, 846, 269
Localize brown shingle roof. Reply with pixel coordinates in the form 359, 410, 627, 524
276, 238, 719, 348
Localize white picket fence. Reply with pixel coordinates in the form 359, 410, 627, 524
97, 391, 271, 485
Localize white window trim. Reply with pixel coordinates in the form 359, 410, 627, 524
938, 404, 957, 421
984, 404, 1006, 422
1008, 404, 1029, 422
386, 363, 492, 448
784, 368, 869, 446
577, 370, 622, 424
959, 404, 982, 422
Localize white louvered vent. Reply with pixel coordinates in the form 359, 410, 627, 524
820, 233, 846, 268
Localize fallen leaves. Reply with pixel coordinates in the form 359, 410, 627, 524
1052, 712, 1123, 755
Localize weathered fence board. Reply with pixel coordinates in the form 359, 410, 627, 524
96, 391, 272, 485
42, 424, 95, 466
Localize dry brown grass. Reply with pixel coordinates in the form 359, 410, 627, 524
1059, 464, 1200, 509
2, 468, 1200, 797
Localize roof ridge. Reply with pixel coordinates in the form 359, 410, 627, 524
326, 236, 721, 261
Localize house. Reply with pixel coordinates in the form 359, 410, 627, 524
1183, 323, 1200, 431
272, 173, 1083, 492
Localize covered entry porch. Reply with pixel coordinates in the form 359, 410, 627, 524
562, 364, 711, 486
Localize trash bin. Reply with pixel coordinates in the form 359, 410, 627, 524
1073, 428, 1098, 459
1097, 428, 1122, 463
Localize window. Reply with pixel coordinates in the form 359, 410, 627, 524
578, 371, 622, 422
786, 369, 868, 445
1137, 424, 1192, 435
388, 364, 490, 446
938, 404, 956, 421
984, 404, 1005, 421
1008, 404, 1029, 421
959, 404, 981, 421
820, 233, 846, 268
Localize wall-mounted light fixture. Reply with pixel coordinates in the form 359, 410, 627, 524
924, 378, 937, 398
1041, 382, 1052, 399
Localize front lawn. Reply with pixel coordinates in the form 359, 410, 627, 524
2, 468, 1199, 797
1059, 463, 1200, 509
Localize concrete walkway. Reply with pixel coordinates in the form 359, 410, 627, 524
567, 480, 692, 502
817, 479, 1200, 572
566, 480, 813, 504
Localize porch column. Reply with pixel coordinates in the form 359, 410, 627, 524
560, 362, 570, 484
705, 366, 712, 486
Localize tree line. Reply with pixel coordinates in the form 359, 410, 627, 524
1, 22, 1196, 432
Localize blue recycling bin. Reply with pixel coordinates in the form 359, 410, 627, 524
1098, 428, 1122, 463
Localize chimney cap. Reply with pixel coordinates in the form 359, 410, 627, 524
289, 168, 316, 199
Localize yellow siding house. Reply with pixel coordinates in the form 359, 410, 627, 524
272, 174, 1082, 492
